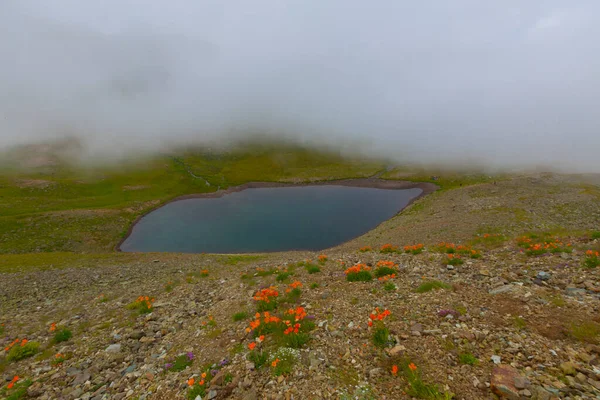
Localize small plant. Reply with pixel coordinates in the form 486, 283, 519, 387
270, 347, 299, 376
568, 321, 600, 343
375, 266, 397, 278
310, 283, 319, 289
584, 250, 600, 268
469, 250, 482, 259
276, 271, 292, 282
53, 328, 72, 343
359, 246, 372, 252
164, 281, 175, 292
253, 287, 279, 312
398, 361, 451, 399
97, 294, 109, 303
513, 316, 526, 331
247, 349, 269, 369
186, 371, 210, 400
471, 233, 507, 248
200, 269, 209, 277
384, 282, 396, 291
416, 280, 451, 293
51, 353, 67, 366
318, 254, 328, 264
232, 311, 249, 322
446, 254, 463, 266
368, 308, 391, 348
5, 340, 39, 362
305, 264, 321, 274
345, 264, 373, 282
458, 352, 478, 365
127, 296, 155, 314
283, 281, 303, 303
0, 376, 32, 400
0, 323, 4, 335
380, 244, 399, 254
165, 352, 194, 372
404, 244, 424, 255
591, 231, 600, 239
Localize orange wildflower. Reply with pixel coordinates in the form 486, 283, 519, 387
187, 378, 195, 387
271, 358, 280, 367
408, 363, 417, 372
391, 365, 398, 375
201, 372, 207, 379
248, 342, 256, 350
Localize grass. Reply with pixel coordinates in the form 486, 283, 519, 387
310, 283, 319, 289
270, 348, 299, 376
6, 342, 40, 362
0, 143, 384, 254
372, 325, 390, 348
513, 316, 526, 331
305, 264, 321, 274
568, 321, 600, 343
416, 280, 451, 293
346, 271, 373, 282
53, 328, 73, 343
166, 354, 194, 372
583, 255, 600, 268
232, 311, 249, 322
396, 360, 453, 399
217, 255, 265, 266
0, 379, 32, 400
247, 349, 269, 369
384, 282, 396, 291
374, 266, 396, 278
591, 231, 600, 239
458, 352, 478, 365
276, 271, 292, 282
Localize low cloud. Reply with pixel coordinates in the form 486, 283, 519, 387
1, 1, 599, 171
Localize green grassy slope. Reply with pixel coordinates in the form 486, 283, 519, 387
0, 145, 384, 254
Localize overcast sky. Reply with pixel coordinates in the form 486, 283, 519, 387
1, 1, 599, 171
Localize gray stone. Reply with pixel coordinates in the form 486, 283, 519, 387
491, 355, 502, 364
536, 271, 551, 281
489, 285, 514, 295
105, 344, 121, 353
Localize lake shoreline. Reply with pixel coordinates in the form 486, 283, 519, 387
117, 178, 438, 252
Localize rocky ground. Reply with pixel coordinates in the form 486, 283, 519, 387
1, 173, 600, 400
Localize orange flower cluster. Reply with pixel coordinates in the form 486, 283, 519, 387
4, 338, 28, 352
187, 372, 208, 388
49, 322, 57, 332
404, 244, 424, 254
318, 254, 328, 262
368, 308, 391, 326
286, 281, 302, 293
344, 264, 371, 275
391, 365, 398, 375
586, 250, 600, 257
246, 312, 281, 333
359, 246, 373, 252
7, 375, 19, 389
380, 243, 399, 253
287, 306, 307, 321
135, 296, 154, 310
447, 254, 461, 259
271, 358, 280, 367
283, 323, 301, 335
378, 274, 396, 281
376, 260, 397, 268
253, 287, 279, 303
408, 362, 417, 372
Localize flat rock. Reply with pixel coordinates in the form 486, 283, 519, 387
490, 365, 522, 400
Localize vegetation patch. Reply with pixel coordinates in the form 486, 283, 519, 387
6, 340, 40, 362
416, 280, 451, 293
345, 264, 373, 282
127, 296, 155, 314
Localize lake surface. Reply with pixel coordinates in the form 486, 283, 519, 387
120, 185, 422, 253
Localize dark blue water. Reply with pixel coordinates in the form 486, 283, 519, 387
120, 185, 422, 253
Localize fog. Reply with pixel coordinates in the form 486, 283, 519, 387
1, 1, 599, 171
